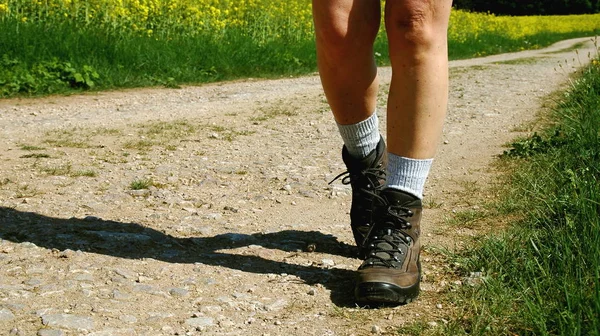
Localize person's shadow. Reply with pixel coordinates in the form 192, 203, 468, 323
0, 206, 359, 307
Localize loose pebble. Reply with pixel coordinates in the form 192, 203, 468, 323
41, 314, 95, 331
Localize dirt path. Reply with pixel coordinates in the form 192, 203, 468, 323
0, 37, 597, 336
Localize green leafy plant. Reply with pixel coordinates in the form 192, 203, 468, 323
0, 55, 100, 96
130, 178, 154, 190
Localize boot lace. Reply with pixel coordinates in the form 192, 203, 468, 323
328, 167, 386, 192
359, 194, 414, 269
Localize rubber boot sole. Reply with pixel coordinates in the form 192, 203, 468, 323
354, 281, 420, 306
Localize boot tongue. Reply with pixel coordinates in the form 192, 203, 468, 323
373, 229, 408, 261
341, 146, 378, 173
381, 188, 421, 208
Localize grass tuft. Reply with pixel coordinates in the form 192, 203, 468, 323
129, 178, 154, 190
443, 57, 600, 335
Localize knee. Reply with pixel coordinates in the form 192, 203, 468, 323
385, 2, 446, 50
315, 19, 379, 62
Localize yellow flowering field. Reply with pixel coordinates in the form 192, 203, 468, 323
448, 10, 600, 46
0, 0, 314, 41
1, 0, 599, 97
2, 0, 600, 42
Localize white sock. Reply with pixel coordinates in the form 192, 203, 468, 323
385, 153, 433, 199
336, 112, 380, 159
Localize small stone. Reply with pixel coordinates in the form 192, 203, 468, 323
321, 259, 335, 267
25, 278, 43, 287
37, 330, 65, 336
0, 308, 16, 321
113, 268, 136, 279
35, 308, 55, 317
274, 321, 282, 326
9, 328, 24, 336
128, 190, 150, 197
41, 314, 95, 331
183, 207, 198, 214
427, 321, 438, 328
200, 306, 223, 314
443, 140, 449, 144
223, 206, 238, 213
307, 288, 317, 296
371, 325, 381, 334
147, 312, 174, 321
58, 249, 77, 258
119, 315, 137, 324
112, 290, 131, 300
74, 274, 94, 282
218, 319, 236, 328
137, 275, 153, 282
2, 303, 25, 312
232, 292, 251, 300
436, 303, 443, 309
203, 213, 222, 220
464, 271, 484, 286
264, 299, 287, 312
169, 288, 189, 297
185, 317, 215, 329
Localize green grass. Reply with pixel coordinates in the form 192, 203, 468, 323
494, 56, 549, 65
0, 18, 316, 97
71, 170, 97, 178
443, 60, 600, 335
1, 15, 598, 98
129, 178, 154, 190
43, 128, 92, 148
251, 100, 299, 122
447, 31, 598, 60
20, 153, 51, 159
19, 145, 46, 151
543, 41, 588, 54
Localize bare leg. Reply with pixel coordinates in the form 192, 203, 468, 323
312, 0, 381, 125
385, 0, 452, 159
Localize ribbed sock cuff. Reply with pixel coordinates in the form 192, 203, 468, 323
385, 154, 433, 199
336, 112, 380, 159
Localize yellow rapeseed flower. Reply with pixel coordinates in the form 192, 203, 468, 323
2, 0, 599, 46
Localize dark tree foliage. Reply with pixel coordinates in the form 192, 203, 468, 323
452, 0, 600, 15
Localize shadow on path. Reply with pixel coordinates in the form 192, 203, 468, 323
0, 207, 359, 307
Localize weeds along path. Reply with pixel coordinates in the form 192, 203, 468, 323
0, 36, 596, 335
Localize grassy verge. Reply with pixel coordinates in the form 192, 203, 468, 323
0, 19, 316, 96
1, 10, 600, 98
439, 57, 600, 335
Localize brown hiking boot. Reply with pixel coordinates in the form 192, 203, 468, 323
330, 139, 387, 254
354, 188, 422, 305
